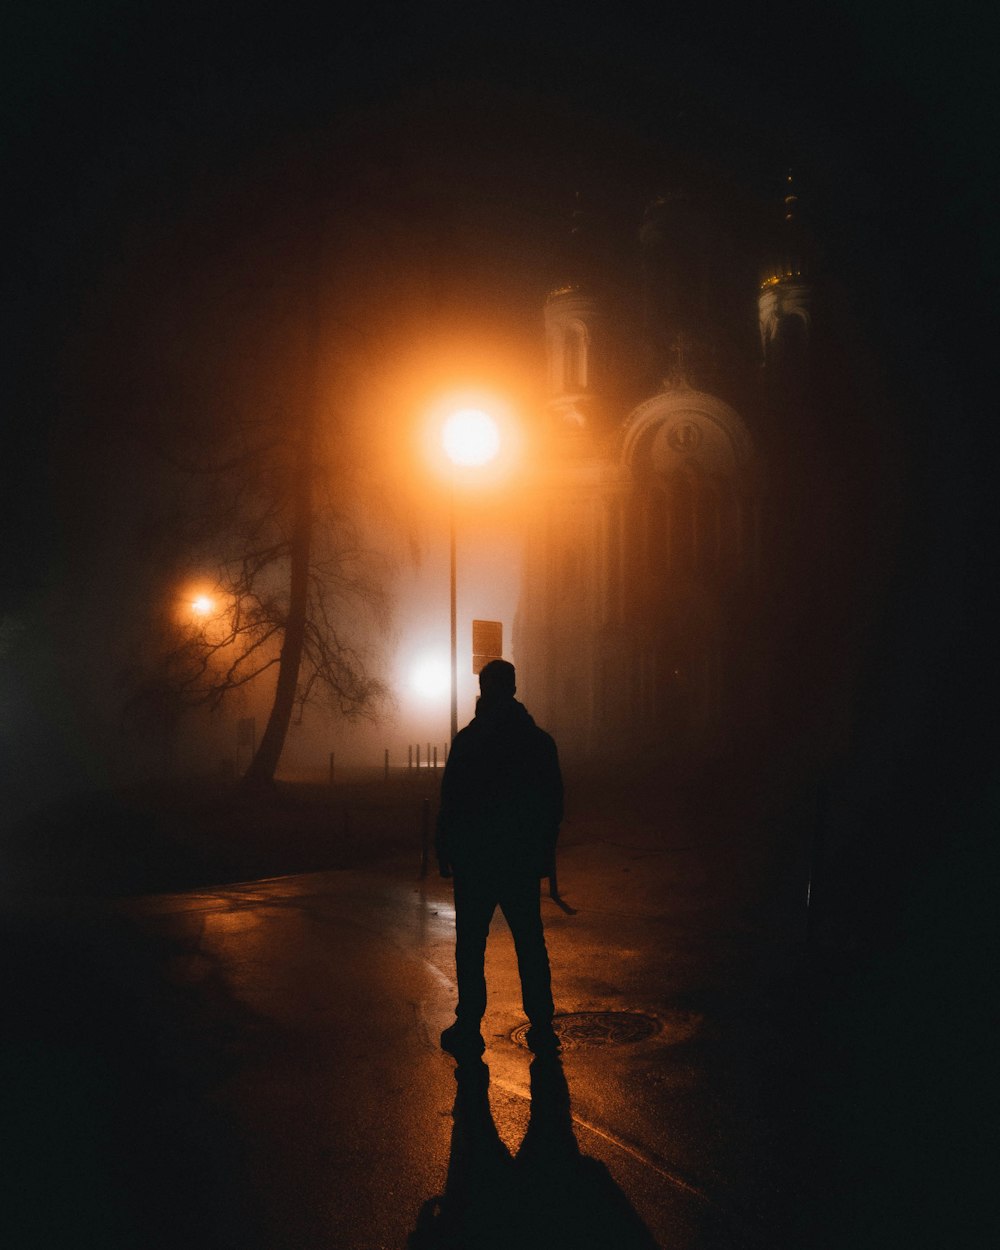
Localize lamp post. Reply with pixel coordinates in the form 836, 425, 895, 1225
449, 472, 458, 742
441, 408, 501, 741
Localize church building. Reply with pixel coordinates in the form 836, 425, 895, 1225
514, 179, 812, 771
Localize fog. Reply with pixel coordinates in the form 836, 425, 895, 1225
1, 3, 990, 840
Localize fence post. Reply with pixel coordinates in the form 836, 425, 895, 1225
408, 744, 413, 771
420, 797, 430, 878
433, 745, 438, 770
416, 743, 421, 770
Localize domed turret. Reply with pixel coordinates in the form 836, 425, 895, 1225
544, 194, 604, 431
758, 171, 813, 381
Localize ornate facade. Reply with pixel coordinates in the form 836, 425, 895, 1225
514, 181, 811, 769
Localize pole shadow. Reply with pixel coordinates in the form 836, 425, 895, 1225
407, 1054, 662, 1250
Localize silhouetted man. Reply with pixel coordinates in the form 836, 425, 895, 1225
436, 659, 563, 1058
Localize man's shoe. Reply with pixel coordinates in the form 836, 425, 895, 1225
440, 1022, 486, 1058
525, 1022, 560, 1054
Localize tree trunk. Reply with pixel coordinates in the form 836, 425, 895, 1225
242, 416, 313, 791
242, 166, 322, 795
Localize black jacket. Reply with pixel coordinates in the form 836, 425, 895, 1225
436, 695, 563, 879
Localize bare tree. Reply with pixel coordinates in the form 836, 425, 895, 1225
117, 159, 448, 785
127, 363, 393, 789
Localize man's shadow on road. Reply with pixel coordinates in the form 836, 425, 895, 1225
407, 1053, 661, 1250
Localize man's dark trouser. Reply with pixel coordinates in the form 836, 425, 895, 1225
453, 872, 554, 1029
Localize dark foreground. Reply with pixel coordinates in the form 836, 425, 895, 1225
1, 773, 986, 1248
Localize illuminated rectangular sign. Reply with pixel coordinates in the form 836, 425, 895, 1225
472, 619, 502, 674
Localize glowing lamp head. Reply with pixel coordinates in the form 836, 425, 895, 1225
442, 408, 500, 467
411, 655, 450, 700
191, 595, 214, 617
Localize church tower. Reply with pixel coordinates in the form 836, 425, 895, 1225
639, 189, 722, 391
543, 194, 605, 434
758, 171, 813, 406
516, 189, 762, 772
516, 198, 621, 758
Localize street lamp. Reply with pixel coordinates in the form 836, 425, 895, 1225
441, 408, 501, 740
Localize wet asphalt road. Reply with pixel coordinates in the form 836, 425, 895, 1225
3, 838, 819, 1249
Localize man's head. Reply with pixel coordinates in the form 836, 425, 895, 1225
478, 659, 516, 701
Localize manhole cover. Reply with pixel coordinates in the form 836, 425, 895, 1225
511, 1011, 660, 1049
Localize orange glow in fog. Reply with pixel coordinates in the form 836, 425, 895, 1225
416, 388, 523, 496
442, 408, 501, 467
177, 587, 232, 645
411, 654, 450, 700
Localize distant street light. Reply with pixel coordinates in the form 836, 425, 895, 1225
183, 589, 230, 645
442, 408, 501, 740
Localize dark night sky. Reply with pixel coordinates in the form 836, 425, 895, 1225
2, 1, 995, 810
4, 2, 993, 517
